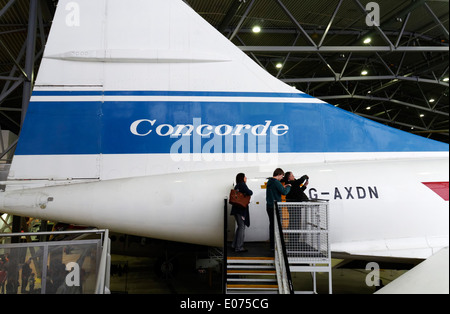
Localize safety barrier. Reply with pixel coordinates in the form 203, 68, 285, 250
274, 204, 294, 294
0, 229, 110, 294
276, 201, 332, 294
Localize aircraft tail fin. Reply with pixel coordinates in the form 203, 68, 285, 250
8, 0, 448, 183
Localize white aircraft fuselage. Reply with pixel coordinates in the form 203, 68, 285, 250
0, 0, 448, 261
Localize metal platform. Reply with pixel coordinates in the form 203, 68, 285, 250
276, 201, 332, 294
0, 229, 110, 294
223, 199, 332, 294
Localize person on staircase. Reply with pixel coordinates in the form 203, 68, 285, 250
266, 168, 291, 250
282, 172, 309, 202
230, 173, 253, 253
282, 172, 309, 245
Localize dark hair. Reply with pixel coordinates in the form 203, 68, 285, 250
236, 173, 246, 184
282, 171, 292, 183
273, 168, 284, 177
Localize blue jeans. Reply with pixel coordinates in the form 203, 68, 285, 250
232, 214, 246, 251
266, 206, 274, 250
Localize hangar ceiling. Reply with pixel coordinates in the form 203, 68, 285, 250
0, 0, 448, 162
184, 0, 449, 143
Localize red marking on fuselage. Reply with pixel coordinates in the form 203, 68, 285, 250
422, 182, 449, 201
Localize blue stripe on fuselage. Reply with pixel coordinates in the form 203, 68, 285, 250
31, 90, 316, 98
16, 93, 449, 155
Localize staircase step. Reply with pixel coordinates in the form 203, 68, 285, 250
227, 278, 277, 282
227, 269, 276, 275
227, 257, 274, 264
226, 245, 279, 294
227, 284, 278, 290
226, 290, 279, 294
227, 265, 275, 270
227, 256, 274, 261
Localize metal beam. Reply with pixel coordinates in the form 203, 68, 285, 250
274, 0, 317, 48
0, 0, 17, 20
353, 0, 394, 49
424, 2, 449, 40
395, 12, 411, 48
356, 112, 438, 134
230, 28, 440, 43
282, 75, 449, 87
318, 94, 449, 117
0, 107, 21, 112
229, 0, 255, 41
0, 78, 25, 104
21, 0, 39, 127
0, 76, 22, 81
0, 138, 18, 160
277, 32, 301, 78
238, 46, 449, 53
0, 38, 28, 79
0, 111, 20, 128
1, 39, 27, 96
219, 0, 244, 33
318, 0, 343, 48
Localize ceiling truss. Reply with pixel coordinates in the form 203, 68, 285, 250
185, 0, 449, 142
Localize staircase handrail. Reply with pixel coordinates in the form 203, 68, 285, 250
274, 202, 294, 294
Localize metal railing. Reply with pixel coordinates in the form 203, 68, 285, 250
276, 201, 332, 294
95, 229, 111, 294
0, 229, 110, 294
277, 201, 330, 263
222, 199, 228, 294
274, 203, 294, 294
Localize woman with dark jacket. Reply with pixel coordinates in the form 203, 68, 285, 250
282, 172, 309, 243
282, 172, 309, 202
230, 173, 253, 253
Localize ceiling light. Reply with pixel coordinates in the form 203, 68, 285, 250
363, 38, 372, 44
276, 63, 283, 69
429, 98, 435, 103
366, 106, 371, 110
443, 77, 449, 82
361, 70, 368, 76
252, 25, 261, 33
420, 114, 425, 118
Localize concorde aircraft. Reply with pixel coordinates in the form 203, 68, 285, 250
0, 0, 448, 264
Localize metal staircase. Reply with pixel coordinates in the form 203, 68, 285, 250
276, 201, 332, 294
226, 256, 278, 294
223, 199, 332, 294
